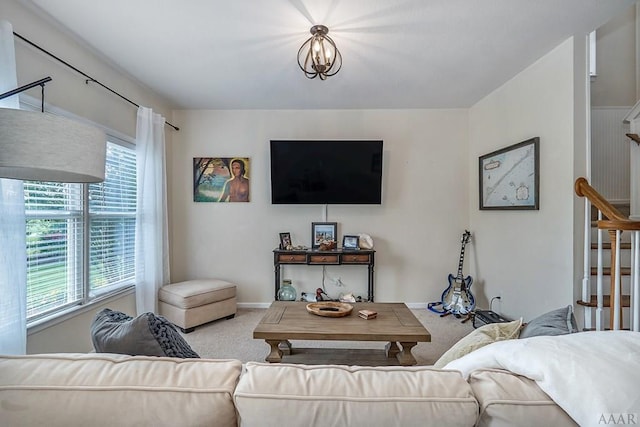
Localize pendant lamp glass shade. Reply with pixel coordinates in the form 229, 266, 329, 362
0, 107, 106, 182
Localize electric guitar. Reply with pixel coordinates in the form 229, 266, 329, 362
428, 231, 475, 316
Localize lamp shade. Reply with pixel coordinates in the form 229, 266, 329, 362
0, 107, 106, 182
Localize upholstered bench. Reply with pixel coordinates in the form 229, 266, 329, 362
159, 279, 237, 333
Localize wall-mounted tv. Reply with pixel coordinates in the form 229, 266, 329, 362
270, 140, 383, 204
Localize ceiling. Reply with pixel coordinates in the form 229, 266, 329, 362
24, 0, 637, 110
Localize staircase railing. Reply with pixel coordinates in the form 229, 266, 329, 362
575, 177, 640, 331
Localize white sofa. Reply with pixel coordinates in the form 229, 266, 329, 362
0, 353, 573, 427
2, 330, 637, 427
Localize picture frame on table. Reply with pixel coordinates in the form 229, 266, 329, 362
311, 222, 337, 249
279, 232, 292, 249
342, 235, 360, 250
479, 137, 539, 210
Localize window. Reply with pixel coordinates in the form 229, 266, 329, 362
25, 138, 136, 324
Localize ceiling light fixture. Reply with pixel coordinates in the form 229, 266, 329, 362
297, 25, 342, 80
0, 77, 106, 183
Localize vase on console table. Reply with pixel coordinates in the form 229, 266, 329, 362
278, 280, 297, 301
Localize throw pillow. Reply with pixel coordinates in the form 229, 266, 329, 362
433, 318, 522, 369
91, 308, 199, 358
519, 305, 579, 339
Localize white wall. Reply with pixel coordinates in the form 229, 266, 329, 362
170, 109, 469, 305
468, 38, 580, 321
591, 4, 637, 107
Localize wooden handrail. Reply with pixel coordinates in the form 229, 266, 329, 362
597, 219, 640, 231
575, 177, 627, 220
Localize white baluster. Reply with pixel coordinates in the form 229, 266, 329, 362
613, 230, 622, 330
582, 199, 592, 330
596, 211, 604, 331
633, 231, 640, 331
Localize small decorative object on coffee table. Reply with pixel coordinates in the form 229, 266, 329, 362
306, 301, 353, 317
358, 309, 377, 320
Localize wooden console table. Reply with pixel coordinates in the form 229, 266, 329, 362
273, 248, 376, 302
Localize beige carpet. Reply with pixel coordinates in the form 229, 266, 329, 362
182, 307, 474, 365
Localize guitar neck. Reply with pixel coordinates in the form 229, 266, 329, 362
456, 245, 466, 280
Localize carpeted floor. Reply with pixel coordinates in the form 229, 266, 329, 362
182, 307, 474, 365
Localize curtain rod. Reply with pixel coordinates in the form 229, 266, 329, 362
13, 31, 179, 131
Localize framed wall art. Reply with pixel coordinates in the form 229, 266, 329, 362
193, 157, 250, 202
311, 222, 337, 249
479, 137, 539, 210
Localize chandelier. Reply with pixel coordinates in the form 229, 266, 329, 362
297, 25, 342, 80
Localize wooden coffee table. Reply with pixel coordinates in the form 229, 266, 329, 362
253, 301, 431, 366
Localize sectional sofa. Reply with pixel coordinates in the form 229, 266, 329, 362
3, 322, 638, 426
0, 352, 574, 426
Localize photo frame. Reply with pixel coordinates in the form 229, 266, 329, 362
311, 222, 337, 249
279, 232, 292, 249
342, 235, 360, 250
479, 137, 539, 210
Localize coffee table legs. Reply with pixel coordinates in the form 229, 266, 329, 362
266, 340, 418, 365
397, 342, 418, 365
386, 341, 418, 366
264, 340, 292, 362
385, 341, 400, 358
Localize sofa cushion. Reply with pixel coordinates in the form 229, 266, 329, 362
519, 305, 579, 339
469, 369, 578, 426
433, 318, 522, 368
91, 308, 199, 358
0, 353, 241, 427
234, 362, 479, 427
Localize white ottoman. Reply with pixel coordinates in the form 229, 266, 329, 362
159, 279, 237, 333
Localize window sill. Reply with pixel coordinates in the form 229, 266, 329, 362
27, 286, 135, 335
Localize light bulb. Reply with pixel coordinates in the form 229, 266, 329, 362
313, 39, 321, 52
325, 47, 332, 61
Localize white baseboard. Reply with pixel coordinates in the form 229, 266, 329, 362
237, 302, 428, 310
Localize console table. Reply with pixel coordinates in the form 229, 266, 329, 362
273, 248, 376, 302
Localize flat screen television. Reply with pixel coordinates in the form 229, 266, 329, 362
270, 140, 383, 204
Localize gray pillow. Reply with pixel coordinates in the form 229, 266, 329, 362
91, 308, 199, 358
519, 305, 579, 339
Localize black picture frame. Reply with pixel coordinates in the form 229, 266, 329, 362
342, 235, 360, 250
279, 232, 292, 249
311, 222, 337, 249
479, 137, 540, 210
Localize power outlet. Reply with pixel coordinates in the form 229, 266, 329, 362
490, 295, 502, 311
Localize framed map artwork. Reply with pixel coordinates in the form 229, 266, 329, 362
479, 137, 539, 210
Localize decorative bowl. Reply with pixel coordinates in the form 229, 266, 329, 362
306, 301, 353, 317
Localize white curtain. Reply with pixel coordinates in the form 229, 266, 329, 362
135, 106, 170, 314
0, 20, 27, 355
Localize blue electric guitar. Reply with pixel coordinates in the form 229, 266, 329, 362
428, 231, 475, 317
